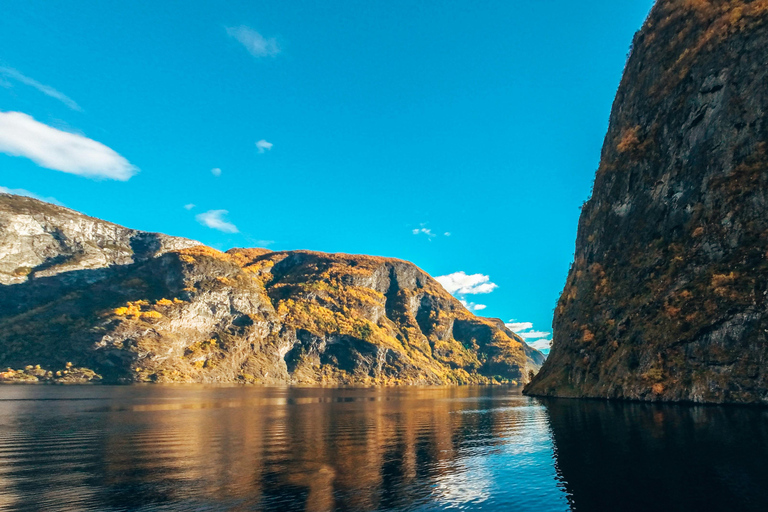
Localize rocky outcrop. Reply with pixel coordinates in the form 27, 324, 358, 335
525, 0, 768, 403
0, 193, 544, 385
0, 194, 200, 285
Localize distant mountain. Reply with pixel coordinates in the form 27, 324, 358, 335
0, 193, 544, 384
526, 0, 768, 403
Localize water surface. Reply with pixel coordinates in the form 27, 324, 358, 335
0, 386, 766, 511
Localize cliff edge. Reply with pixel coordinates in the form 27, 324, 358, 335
526, 0, 768, 403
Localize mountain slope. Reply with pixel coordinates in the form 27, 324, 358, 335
0, 194, 544, 384
525, 0, 768, 403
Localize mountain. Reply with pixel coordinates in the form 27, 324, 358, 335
0, 193, 544, 384
525, 0, 768, 403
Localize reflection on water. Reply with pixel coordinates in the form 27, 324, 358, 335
545, 399, 768, 512
0, 386, 566, 511
0, 387, 767, 511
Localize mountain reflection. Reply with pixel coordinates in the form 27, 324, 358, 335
544, 398, 768, 512
0, 386, 566, 512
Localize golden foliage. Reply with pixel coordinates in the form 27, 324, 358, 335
113, 300, 164, 320
617, 126, 641, 153
177, 245, 229, 260
711, 272, 739, 297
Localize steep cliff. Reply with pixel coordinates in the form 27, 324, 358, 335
0, 193, 543, 384
526, 0, 768, 403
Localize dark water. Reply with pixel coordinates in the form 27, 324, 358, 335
0, 386, 767, 512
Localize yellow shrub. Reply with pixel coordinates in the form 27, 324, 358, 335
617, 126, 641, 153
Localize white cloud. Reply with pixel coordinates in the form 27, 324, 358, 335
517, 330, 551, 339
0, 66, 81, 111
0, 111, 137, 180
459, 299, 487, 312
527, 339, 552, 351
256, 139, 273, 153
256, 239, 275, 247
226, 26, 280, 57
412, 227, 435, 238
0, 186, 62, 205
505, 321, 533, 332
196, 209, 239, 233
505, 319, 552, 352
444, 232, 451, 237
436, 271, 498, 295
211, 167, 222, 177
184, 203, 196, 210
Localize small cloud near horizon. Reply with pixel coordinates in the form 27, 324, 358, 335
211, 167, 222, 177
505, 321, 533, 332
195, 209, 239, 233
226, 26, 280, 58
506, 319, 552, 352
0, 66, 81, 111
528, 339, 552, 352
459, 299, 487, 312
517, 330, 551, 339
0, 111, 137, 180
436, 271, 498, 295
184, 203, 195, 210
256, 140, 273, 153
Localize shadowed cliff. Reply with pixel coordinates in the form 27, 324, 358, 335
526, 0, 768, 403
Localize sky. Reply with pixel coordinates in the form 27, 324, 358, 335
0, 1, 655, 353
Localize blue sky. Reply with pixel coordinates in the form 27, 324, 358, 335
0, 1, 654, 352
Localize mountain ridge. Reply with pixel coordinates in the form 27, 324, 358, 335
0, 193, 544, 385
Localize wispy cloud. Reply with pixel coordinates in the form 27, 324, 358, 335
256, 139, 273, 153
527, 339, 552, 352
0, 111, 137, 180
436, 271, 498, 295
505, 321, 533, 332
226, 26, 280, 57
505, 319, 552, 352
0, 185, 62, 205
516, 330, 551, 339
211, 167, 222, 177
184, 203, 196, 210
413, 227, 436, 238
412, 224, 451, 241
196, 209, 239, 233
0, 66, 81, 111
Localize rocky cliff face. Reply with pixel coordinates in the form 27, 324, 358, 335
0, 193, 543, 384
525, 0, 768, 403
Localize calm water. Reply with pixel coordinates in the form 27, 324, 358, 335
0, 386, 767, 512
